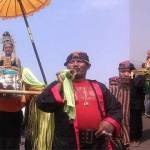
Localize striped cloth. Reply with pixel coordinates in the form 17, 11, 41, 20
109, 84, 130, 146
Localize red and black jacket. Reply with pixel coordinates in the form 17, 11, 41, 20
37, 79, 122, 150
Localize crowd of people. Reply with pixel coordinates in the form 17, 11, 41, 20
0, 31, 150, 150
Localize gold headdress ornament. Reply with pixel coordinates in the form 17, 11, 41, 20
0, 32, 18, 70
1, 31, 15, 53
2, 31, 14, 45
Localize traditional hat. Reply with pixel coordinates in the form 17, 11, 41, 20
118, 60, 135, 71
64, 51, 91, 66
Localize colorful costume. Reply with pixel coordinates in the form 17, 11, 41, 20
109, 60, 145, 148
109, 61, 135, 147
37, 79, 122, 150
0, 32, 53, 150
0, 31, 23, 150
109, 76, 130, 146
22, 68, 53, 150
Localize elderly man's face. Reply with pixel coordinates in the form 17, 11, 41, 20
66, 59, 90, 79
3, 43, 13, 57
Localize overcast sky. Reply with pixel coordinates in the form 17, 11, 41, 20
0, 0, 129, 86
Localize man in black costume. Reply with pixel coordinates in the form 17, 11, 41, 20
37, 51, 122, 150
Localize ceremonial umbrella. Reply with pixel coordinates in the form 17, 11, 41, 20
0, 0, 52, 84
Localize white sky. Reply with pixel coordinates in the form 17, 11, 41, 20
0, 0, 129, 86
130, 0, 150, 68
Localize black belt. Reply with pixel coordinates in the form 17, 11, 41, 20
79, 129, 96, 144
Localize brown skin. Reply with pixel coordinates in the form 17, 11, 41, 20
3, 43, 14, 57
66, 59, 90, 80
56, 59, 90, 91
57, 59, 114, 137
95, 121, 114, 138
119, 68, 131, 85
119, 69, 131, 78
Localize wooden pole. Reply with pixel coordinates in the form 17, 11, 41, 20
0, 89, 41, 95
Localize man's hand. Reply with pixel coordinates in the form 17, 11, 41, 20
56, 72, 63, 92
56, 72, 63, 82
95, 121, 114, 138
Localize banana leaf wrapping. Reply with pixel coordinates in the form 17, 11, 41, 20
22, 68, 54, 150
25, 97, 54, 150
